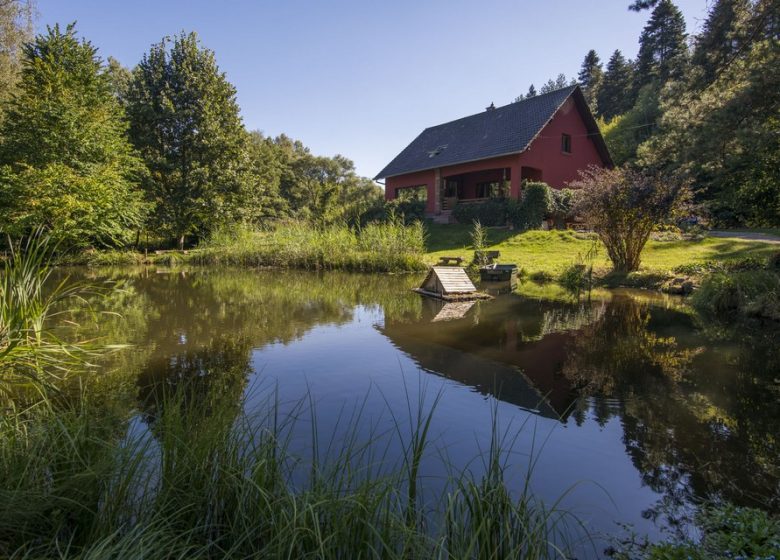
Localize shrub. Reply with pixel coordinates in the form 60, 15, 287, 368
571, 167, 689, 273
453, 198, 508, 226
381, 199, 426, 224
692, 270, 780, 319
620, 504, 780, 560
549, 188, 579, 228
507, 182, 552, 230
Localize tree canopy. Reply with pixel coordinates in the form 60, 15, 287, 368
0, 23, 146, 246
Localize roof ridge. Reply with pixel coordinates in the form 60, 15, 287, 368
422, 85, 578, 132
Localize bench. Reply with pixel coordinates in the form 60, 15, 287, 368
437, 256, 464, 266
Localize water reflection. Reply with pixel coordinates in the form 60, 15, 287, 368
66, 268, 778, 542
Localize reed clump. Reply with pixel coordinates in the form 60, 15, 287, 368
191, 221, 428, 272
0, 385, 585, 559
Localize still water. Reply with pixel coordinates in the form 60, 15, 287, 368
77, 267, 779, 552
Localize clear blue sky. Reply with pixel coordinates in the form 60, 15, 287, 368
36, 0, 709, 178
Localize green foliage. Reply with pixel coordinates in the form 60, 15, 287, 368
453, 199, 508, 227
638, 30, 780, 226
620, 504, 780, 560
597, 50, 636, 120
549, 188, 579, 228
194, 222, 427, 272
600, 84, 662, 165
635, 0, 688, 89
692, 269, 780, 320
508, 182, 552, 230
0, 231, 97, 393
0, 379, 582, 559
376, 199, 426, 225
125, 32, 249, 247
0, 24, 146, 247
470, 220, 489, 266
572, 167, 688, 272
0, 0, 33, 112
578, 49, 603, 111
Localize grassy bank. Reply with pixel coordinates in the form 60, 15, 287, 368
424, 225, 778, 276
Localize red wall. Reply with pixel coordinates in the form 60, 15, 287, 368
383, 96, 607, 209
517, 97, 604, 189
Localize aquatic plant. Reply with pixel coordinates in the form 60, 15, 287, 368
0, 378, 587, 559
192, 221, 427, 272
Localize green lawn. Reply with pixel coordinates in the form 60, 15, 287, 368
424, 224, 778, 277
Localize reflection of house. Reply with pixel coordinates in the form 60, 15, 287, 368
378, 296, 604, 419
375, 86, 611, 221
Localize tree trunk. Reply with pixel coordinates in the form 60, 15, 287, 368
178, 233, 185, 251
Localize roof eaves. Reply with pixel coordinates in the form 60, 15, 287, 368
376, 149, 527, 180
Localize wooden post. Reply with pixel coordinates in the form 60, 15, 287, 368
434, 168, 442, 214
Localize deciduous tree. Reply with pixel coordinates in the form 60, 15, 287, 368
572, 166, 688, 272
125, 32, 248, 248
0, 24, 146, 246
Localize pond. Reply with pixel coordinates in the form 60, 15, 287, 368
71, 267, 779, 555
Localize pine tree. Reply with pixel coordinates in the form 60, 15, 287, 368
636, 0, 688, 88
0, 23, 146, 246
578, 50, 603, 110
597, 50, 635, 119
125, 32, 249, 248
514, 84, 537, 102
691, 0, 752, 88
540, 73, 574, 94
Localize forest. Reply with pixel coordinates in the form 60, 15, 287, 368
0, 0, 778, 252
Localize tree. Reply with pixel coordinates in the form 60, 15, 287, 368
572, 166, 688, 272
125, 32, 249, 249
0, 0, 34, 118
514, 84, 536, 102
578, 49, 603, 110
628, 0, 659, 10
0, 24, 146, 246
540, 73, 575, 94
104, 56, 132, 102
635, 0, 688, 89
638, 36, 780, 226
596, 50, 635, 119
691, 0, 752, 89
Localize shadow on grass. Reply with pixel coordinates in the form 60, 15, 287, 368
424, 223, 519, 253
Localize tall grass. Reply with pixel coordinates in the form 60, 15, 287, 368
0, 232, 96, 394
193, 221, 427, 272
0, 383, 586, 559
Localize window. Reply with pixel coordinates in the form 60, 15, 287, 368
561, 133, 572, 154
476, 181, 502, 198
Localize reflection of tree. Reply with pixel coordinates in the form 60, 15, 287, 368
561, 295, 780, 523
137, 336, 252, 435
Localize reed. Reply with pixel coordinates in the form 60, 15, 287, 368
0, 380, 586, 559
191, 221, 428, 272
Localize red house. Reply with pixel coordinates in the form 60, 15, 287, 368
375, 86, 612, 222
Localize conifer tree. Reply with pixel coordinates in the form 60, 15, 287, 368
635, 0, 688, 88
0, 23, 146, 246
578, 49, 603, 110
597, 50, 635, 119
125, 32, 249, 248
691, 0, 752, 88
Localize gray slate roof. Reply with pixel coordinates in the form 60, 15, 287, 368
375, 86, 583, 180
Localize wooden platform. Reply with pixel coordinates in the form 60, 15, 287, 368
412, 288, 492, 301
